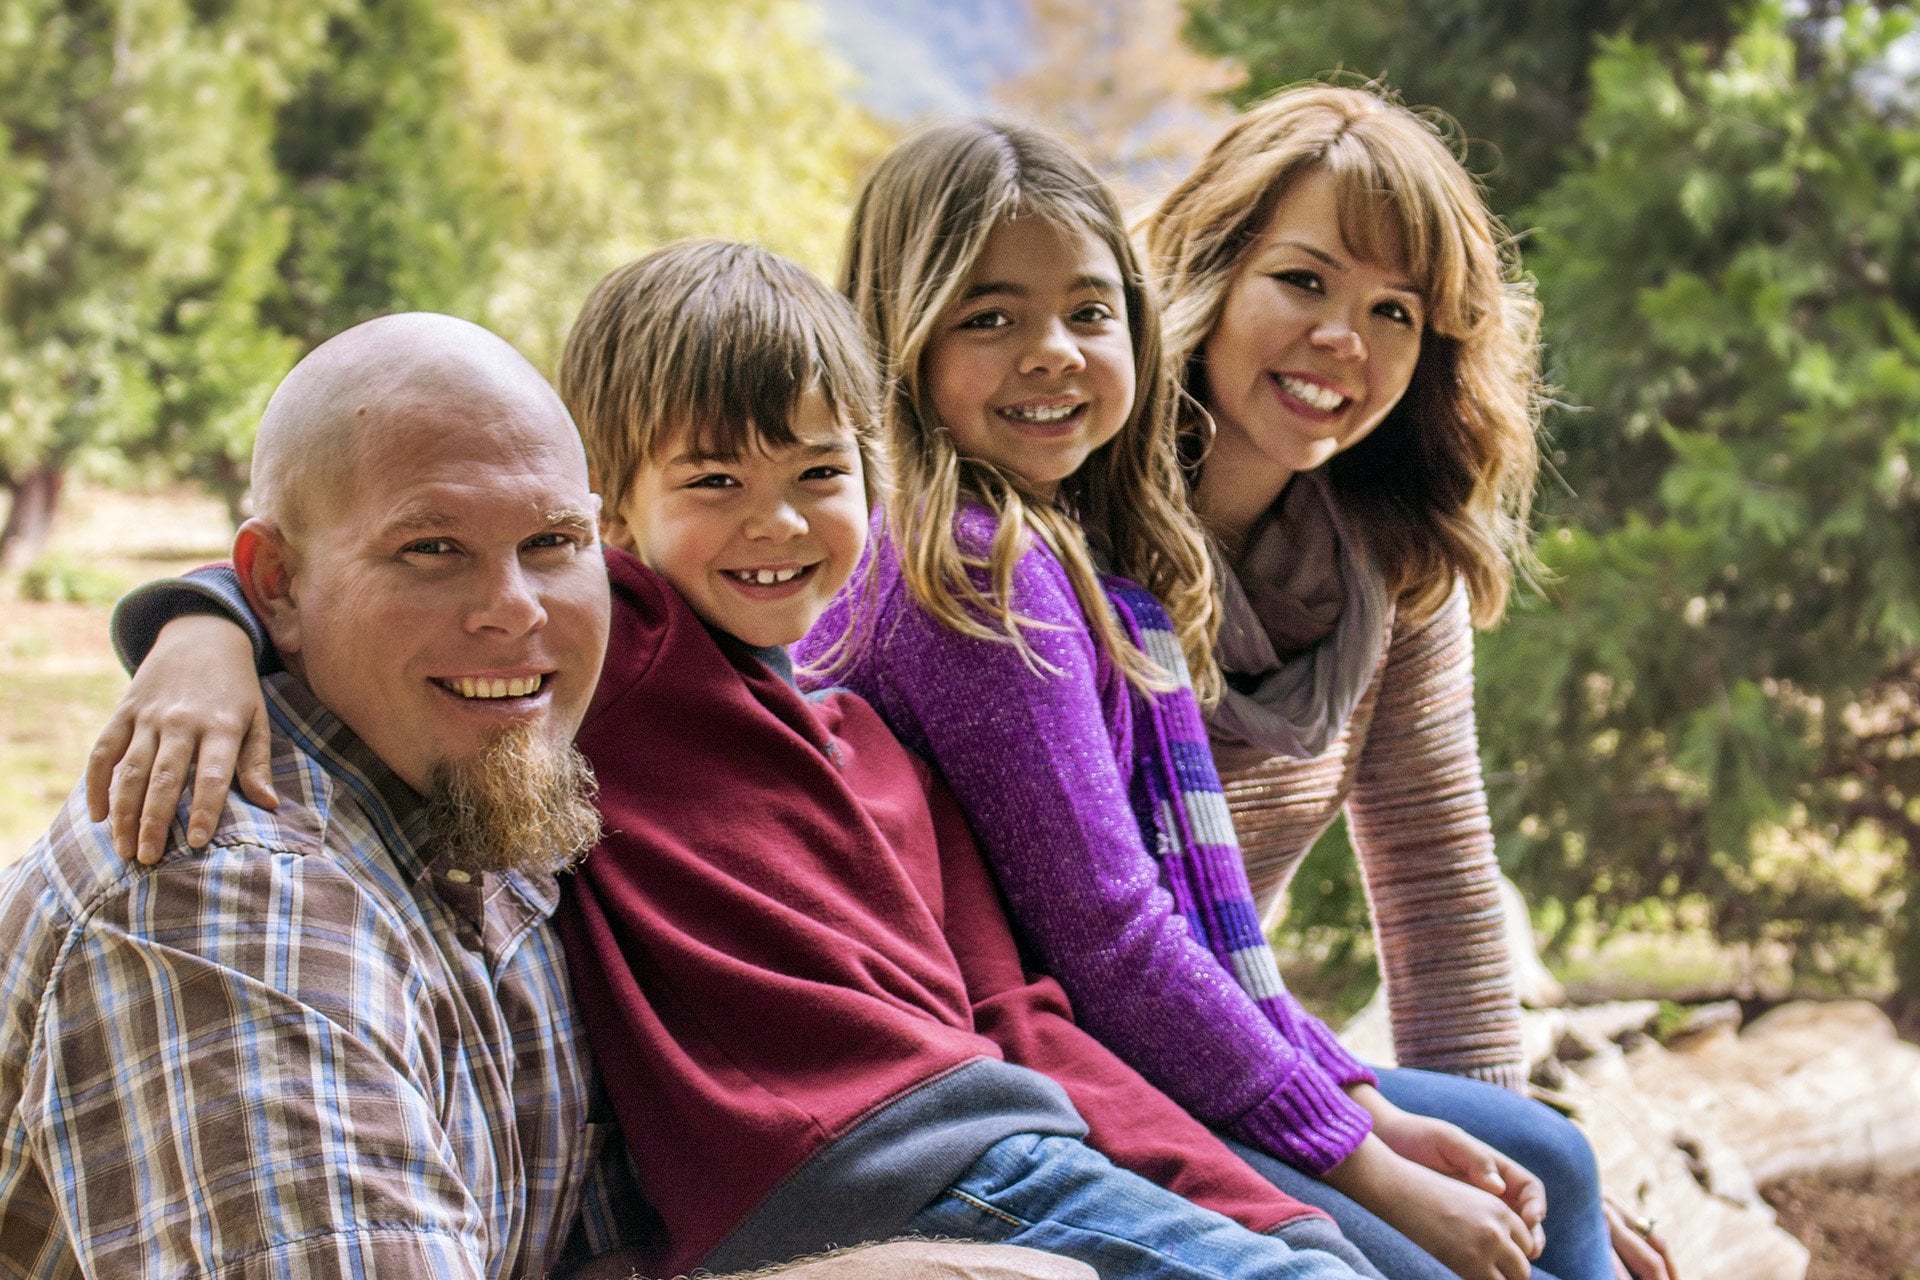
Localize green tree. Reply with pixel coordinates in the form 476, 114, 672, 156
1184, 0, 1747, 214
264, 0, 512, 352
1, 0, 878, 556
1483, 3, 1920, 1018
452, 0, 887, 369
0, 0, 329, 564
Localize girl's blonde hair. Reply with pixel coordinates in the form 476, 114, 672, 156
1143, 83, 1543, 627
841, 118, 1220, 699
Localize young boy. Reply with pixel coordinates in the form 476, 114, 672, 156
101, 243, 1379, 1280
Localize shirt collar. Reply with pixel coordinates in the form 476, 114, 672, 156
259, 673, 559, 946
747, 642, 797, 687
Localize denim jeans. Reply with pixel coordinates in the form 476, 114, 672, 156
906, 1132, 1376, 1280
1226, 1066, 1613, 1280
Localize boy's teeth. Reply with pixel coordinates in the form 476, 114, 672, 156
732, 566, 805, 585
1279, 375, 1345, 412
453, 674, 543, 699
1002, 403, 1078, 423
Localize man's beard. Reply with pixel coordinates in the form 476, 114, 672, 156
424, 723, 602, 875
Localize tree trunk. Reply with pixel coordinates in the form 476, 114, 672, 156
1890, 923, 1920, 1040
0, 463, 65, 573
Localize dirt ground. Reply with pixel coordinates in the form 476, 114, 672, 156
1765, 1168, 1920, 1279
0, 482, 231, 864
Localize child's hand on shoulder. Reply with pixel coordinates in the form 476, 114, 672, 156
87, 613, 276, 864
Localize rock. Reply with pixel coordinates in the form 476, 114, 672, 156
1335, 991, 1395, 1067
1329, 874, 1905, 1277
1341, 995, 1813, 1278
1538, 999, 1920, 1279
1663, 998, 1743, 1046
1627, 999, 1920, 1185
1500, 874, 1567, 1008
1561, 1048, 1810, 1280
1553, 1000, 1661, 1060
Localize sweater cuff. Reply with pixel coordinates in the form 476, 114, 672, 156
111, 564, 268, 675
1456, 1059, 1530, 1094
1228, 1057, 1375, 1175
1294, 1014, 1378, 1092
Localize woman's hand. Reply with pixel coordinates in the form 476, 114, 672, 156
86, 613, 276, 864
1605, 1194, 1677, 1280
1323, 1134, 1536, 1280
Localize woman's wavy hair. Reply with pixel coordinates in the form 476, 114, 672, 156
1143, 83, 1543, 627
839, 118, 1221, 699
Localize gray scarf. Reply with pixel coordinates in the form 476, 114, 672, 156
1206, 471, 1391, 773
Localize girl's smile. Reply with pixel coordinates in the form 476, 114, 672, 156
925, 216, 1135, 501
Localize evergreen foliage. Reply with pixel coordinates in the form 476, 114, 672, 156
460, 0, 885, 369
1490, 3, 1920, 1003
1184, 0, 1747, 213
0, 0, 324, 545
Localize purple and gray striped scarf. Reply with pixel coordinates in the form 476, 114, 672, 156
1103, 576, 1311, 1040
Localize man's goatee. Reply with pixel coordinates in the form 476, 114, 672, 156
424, 724, 601, 875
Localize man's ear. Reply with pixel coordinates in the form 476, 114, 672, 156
234, 518, 302, 657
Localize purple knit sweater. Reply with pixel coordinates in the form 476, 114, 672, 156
797, 509, 1376, 1175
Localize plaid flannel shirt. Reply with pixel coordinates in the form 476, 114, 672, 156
0, 673, 644, 1279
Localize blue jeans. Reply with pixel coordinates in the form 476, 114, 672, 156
907, 1132, 1377, 1280
1227, 1067, 1612, 1280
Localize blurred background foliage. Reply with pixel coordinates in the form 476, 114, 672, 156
2, 0, 1916, 1019
0, 0, 881, 555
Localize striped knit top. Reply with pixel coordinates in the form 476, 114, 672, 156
1218, 582, 1528, 1089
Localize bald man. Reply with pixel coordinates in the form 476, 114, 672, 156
0, 315, 1094, 1280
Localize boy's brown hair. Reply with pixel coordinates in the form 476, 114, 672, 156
559, 239, 886, 521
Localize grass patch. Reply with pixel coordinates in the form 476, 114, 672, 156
20, 552, 133, 607
0, 479, 219, 867
0, 669, 126, 864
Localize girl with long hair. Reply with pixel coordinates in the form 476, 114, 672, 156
801, 115, 1615, 1280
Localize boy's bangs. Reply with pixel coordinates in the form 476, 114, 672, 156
670, 352, 814, 462
661, 300, 876, 465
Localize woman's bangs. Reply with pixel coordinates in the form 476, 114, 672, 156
1325, 141, 1475, 338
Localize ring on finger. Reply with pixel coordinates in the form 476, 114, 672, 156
1629, 1214, 1657, 1239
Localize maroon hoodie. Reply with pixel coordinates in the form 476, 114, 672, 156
561, 551, 1317, 1277
112, 554, 1323, 1276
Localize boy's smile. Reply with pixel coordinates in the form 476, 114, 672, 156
606, 390, 868, 649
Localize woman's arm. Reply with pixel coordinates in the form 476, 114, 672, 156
860, 538, 1373, 1175
1346, 583, 1528, 1087
87, 567, 276, 863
